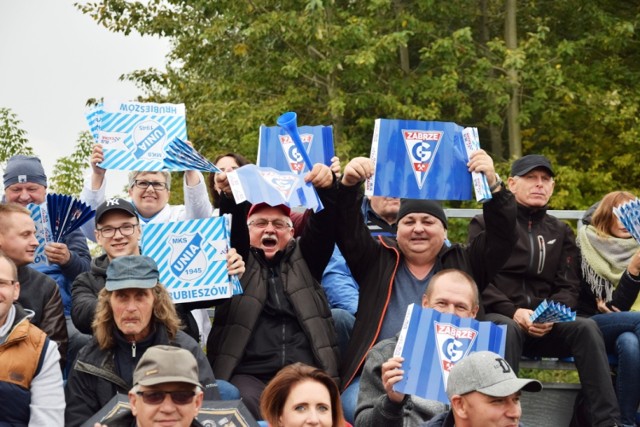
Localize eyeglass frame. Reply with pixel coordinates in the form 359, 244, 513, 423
247, 219, 293, 230
96, 222, 140, 238
0, 278, 18, 288
135, 390, 197, 405
131, 180, 169, 191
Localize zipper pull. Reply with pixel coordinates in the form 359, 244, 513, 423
132, 342, 136, 358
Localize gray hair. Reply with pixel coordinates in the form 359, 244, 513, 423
128, 171, 171, 190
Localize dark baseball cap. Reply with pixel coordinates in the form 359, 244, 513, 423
105, 255, 159, 291
95, 198, 137, 226
510, 155, 555, 177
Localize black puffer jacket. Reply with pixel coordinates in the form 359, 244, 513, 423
17, 265, 68, 366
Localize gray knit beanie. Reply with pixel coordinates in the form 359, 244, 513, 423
3, 155, 48, 188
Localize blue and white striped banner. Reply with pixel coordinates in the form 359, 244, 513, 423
393, 305, 506, 403
26, 202, 53, 267
86, 99, 187, 171
141, 216, 241, 303
257, 124, 334, 174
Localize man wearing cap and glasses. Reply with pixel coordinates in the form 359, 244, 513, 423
94, 345, 206, 427
65, 255, 221, 426
468, 154, 621, 426
335, 151, 517, 424
423, 351, 542, 427
209, 163, 340, 420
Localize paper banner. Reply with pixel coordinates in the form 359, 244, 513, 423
164, 138, 221, 173
85, 99, 187, 171
530, 299, 576, 323
141, 216, 242, 303
227, 164, 323, 213
257, 124, 334, 174
393, 305, 506, 404
614, 198, 640, 244
366, 119, 479, 200
26, 202, 53, 267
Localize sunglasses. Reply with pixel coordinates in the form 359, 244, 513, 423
136, 390, 196, 405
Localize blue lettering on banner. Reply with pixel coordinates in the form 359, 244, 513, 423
119, 104, 178, 114
170, 233, 203, 277
134, 125, 166, 159
170, 285, 229, 301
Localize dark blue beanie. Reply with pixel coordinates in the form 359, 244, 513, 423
3, 155, 48, 188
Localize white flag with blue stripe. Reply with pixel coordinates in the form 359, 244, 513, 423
227, 164, 324, 212
141, 216, 242, 303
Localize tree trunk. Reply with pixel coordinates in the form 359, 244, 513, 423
505, 0, 522, 158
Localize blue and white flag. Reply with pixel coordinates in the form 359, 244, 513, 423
257, 124, 334, 174
366, 119, 482, 200
393, 305, 506, 404
530, 300, 576, 323
164, 138, 221, 173
85, 99, 187, 171
614, 198, 640, 244
26, 202, 53, 267
141, 216, 242, 303
227, 164, 324, 212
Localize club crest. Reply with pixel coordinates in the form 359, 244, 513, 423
278, 133, 314, 173
258, 170, 298, 201
168, 233, 208, 281
434, 321, 478, 386
132, 119, 167, 160
402, 129, 443, 189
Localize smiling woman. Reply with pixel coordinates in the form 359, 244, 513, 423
260, 363, 347, 427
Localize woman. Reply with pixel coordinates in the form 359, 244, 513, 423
577, 190, 640, 427
208, 153, 251, 211
260, 363, 347, 427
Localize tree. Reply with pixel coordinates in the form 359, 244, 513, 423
49, 131, 94, 197
0, 107, 34, 165
75, 0, 640, 210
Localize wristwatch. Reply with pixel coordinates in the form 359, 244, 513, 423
489, 173, 503, 192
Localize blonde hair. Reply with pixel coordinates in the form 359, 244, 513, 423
591, 191, 636, 237
92, 283, 182, 350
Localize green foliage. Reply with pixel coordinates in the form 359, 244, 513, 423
0, 107, 34, 165
73, 0, 640, 211
49, 131, 94, 197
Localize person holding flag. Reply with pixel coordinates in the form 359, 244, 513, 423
335, 150, 516, 424
207, 162, 340, 421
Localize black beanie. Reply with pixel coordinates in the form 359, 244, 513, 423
397, 199, 447, 229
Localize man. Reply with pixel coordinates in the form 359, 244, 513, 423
424, 351, 542, 427
95, 345, 206, 427
356, 269, 479, 426
3, 154, 90, 365
0, 203, 68, 364
208, 163, 339, 420
65, 255, 220, 426
336, 152, 517, 423
468, 154, 621, 426
0, 251, 64, 425
322, 195, 399, 316
71, 197, 245, 345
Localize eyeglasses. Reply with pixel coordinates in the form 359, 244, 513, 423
136, 390, 196, 405
0, 278, 17, 289
247, 219, 293, 230
96, 223, 138, 238
132, 180, 168, 191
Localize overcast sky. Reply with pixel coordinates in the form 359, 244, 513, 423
0, 0, 170, 194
